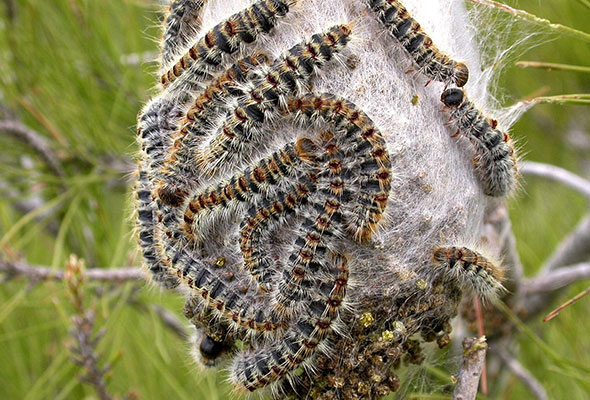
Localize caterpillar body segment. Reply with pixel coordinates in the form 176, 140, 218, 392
273, 185, 345, 314
433, 246, 505, 302
156, 53, 270, 208
161, 0, 296, 88
239, 178, 316, 290
368, 0, 469, 87
160, 0, 208, 72
441, 88, 518, 197
231, 254, 349, 391
183, 139, 320, 243
288, 94, 392, 242
134, 161, 180, 289
135, 96, 189, 288
170, 246, 288, 333
198, 24, 353, 175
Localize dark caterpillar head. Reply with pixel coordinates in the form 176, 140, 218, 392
441, 88, 464, 107
199, 335, 225, 361
454, 62, 469, 87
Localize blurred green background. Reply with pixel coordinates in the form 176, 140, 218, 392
0, 0, 589, 399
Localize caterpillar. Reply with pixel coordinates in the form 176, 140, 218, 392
441, 88, 518, 197
288, 93, 392, 242
368, 0, 469, 87
160, 0, 296, 88
432, 246, 505, 302
156, 53, 270, 208
134, 96, 188, 288
198, 24, 353, 175
160, 0, 208, 71
182, 139, 319, 243
230, 253, 349, 392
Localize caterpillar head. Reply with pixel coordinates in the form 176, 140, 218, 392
441, 88, 465, 107
454, 62, 470, 87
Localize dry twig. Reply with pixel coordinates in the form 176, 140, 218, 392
0, 119, 65, 177
524, 215, 590, 317
0, 258, 143, 283
519, 161, 590, 198
494, 348, 549, 400
542, 216, 590, 274
452, 336, 488, 400
524, 263, 590, 295
65, 255, 113, 400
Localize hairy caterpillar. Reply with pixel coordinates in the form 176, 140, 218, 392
198, 24, 353, 175
433, 246, 505, 302
160, 0, 209, 71
369, 0, 469, 87
441, 88, 518, 197
231, 253, 349, 391
161, 0, 295, 88
156, 53, 270, 208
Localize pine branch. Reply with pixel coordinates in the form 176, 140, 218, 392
519, 161, 590, 198
0, 119, 65, 177
0, 258, 143, 283
494, 348, 548, 400
452, 336, 488, 400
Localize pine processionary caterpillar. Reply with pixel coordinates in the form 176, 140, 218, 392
432, 246, 505, 302
441, 88, 518, 197
239, 179, 315, 290
155, 141, 321, 333
160, 0, 296, 88
156, 53, 270, 208
231, 253, 349, 391
134, 162, 180, 289
183, 139, 319, 243
169, 244, 290, 333
160, 0, 209, 72
368, 0, 469, 87
134, 96, 188, 288
288, 93, 392, 242
198, 24, 353, 174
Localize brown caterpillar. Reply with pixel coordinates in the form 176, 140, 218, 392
154, 141, 319, 333
369, 0, 469, 87
156, 53, 270, 208
182, 139, 317, 243
288, 93, 392, 242
160, 0, 295, 88
230, 253, 349, 392
441, 88, 518, 197
159, 0, 209, 71
134, 95, 189, 289
433, 246, 505, 302
198, 24, 353, 175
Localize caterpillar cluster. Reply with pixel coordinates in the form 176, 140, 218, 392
134, 0, 512, 396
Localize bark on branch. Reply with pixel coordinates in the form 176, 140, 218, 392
0, 119, 65, 177
524, 263, 590, 294
519, 161, 590, 198
452, 336, 488, 400
0, 259, 144, 283
494, 348, 549, 400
